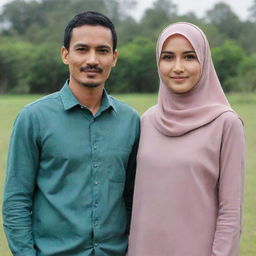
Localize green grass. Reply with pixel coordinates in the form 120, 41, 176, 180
0, 93, 255, 255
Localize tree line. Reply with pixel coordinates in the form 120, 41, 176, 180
0, 0, 256, 94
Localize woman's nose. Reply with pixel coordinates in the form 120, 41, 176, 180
173, 59, 184, 73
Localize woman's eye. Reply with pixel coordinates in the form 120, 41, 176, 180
162, 55, 174, 60
184, 54, 197, 60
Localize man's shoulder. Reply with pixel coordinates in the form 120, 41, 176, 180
15, 91, 62, 123
108, 95, 139, 118
24, 91, 61, 111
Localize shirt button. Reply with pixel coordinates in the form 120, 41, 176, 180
94, 181, 99, 185
93, 145, 97, 150
94, 242, 98, 247
93, 163, 98, 168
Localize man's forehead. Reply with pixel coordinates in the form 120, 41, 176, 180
70, 25, 113, 46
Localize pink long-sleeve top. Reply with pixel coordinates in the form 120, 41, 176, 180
128, 108, 245, 256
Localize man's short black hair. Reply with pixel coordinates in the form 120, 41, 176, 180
64, 11, 117, 52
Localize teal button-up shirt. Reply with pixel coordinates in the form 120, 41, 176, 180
3, 81, 140, 256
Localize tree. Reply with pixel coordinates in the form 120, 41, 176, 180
107, 36, 158, 93
116, 17, 140, 46
236, 55, 256, 92
205, 2, 242, 40
0, 38, 67, 94
0, 0, 44, 35
248, 0, 256, 22
212, 40, 245, 92
0, 0, 135, 44
140, 0, 177, 36
0, 39, 35, 93
237, 21, 256, 54
0, 0, 255, 94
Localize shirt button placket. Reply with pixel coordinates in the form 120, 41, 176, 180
90, 120, 100, 247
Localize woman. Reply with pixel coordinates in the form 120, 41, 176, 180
127, 22, 245, 256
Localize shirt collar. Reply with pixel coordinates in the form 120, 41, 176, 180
60, 81, 80, 110
101, 90, 117, 113
60, 80, 117, 113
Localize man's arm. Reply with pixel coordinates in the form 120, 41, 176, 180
123, 117, 140, 233
2, 107, 40, 256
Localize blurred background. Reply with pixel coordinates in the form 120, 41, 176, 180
0, 0, 255, 94
0, 1, 256, 255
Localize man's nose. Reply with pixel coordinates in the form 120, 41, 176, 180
86, 51, 99, 65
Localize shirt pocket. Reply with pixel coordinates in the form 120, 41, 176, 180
106, 146, 132, 183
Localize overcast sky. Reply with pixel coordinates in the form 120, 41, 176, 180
0, 0, 253, 21
133, 0, 253, 21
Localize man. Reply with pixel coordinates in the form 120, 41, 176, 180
3, 11, 140, 256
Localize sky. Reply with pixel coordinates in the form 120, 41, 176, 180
133, 0, 253, 21
0, 0, 253, 21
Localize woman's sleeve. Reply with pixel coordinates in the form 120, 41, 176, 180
212, 116, 246, 256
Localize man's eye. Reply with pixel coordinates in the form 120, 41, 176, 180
99, 49, 109, 54
77, 48, 85, 51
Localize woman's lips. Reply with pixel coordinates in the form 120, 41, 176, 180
170, 76, 188, 83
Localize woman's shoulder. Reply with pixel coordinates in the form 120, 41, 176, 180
217, 111, 244, 133
218, 111, 243, 124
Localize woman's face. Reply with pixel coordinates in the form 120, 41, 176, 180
159, 34, 201, 94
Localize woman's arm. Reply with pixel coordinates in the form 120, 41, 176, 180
212, 116, 246, 256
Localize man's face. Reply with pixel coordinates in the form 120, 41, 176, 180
62, 25, 118, 88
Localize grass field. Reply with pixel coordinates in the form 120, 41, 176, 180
0, 93, 256, 255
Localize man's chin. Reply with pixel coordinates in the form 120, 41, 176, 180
81, 82, 101, 88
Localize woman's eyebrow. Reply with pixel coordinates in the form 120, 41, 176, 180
183, 50, 196, 54
160, 51, 174, 54
160, 50, 196, 54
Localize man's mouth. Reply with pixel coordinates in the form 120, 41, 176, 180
80, 66, 103, 73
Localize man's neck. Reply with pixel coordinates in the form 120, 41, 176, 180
69, 81, 104, 115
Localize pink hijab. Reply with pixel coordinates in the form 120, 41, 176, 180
153, 22, 233, 136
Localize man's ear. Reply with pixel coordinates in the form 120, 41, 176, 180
112, 49, 118, 67
61, 46, 69, 65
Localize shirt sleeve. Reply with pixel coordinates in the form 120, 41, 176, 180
211, 117, 246, 256
123, 115, 140, 233
2, 107, 40, 256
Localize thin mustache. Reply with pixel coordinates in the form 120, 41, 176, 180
80, 66, 103, 73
